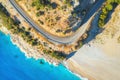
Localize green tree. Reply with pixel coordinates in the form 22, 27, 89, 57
105, 4, 113, 11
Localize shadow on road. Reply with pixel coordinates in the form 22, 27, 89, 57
83, 13, 104, 44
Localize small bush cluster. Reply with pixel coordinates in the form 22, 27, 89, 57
32, 0, 58, 10
98, 0, 120, 28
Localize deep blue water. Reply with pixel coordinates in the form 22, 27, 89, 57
0, 31, 81, 80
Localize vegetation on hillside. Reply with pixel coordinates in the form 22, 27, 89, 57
0, 4, 66, 60
98, 0, 120, 28
31, 0, 59, 10
63, 0, 72, 7
32, 0, 52, 10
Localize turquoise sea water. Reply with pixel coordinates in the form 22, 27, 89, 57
0, 31, 82, 80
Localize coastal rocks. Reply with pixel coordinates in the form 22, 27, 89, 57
0, 26, 60, 65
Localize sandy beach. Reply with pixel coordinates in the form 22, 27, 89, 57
67, 43, 120, 80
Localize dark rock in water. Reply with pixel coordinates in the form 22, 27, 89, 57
40, 60, 44, 64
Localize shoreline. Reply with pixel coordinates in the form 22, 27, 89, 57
0, 26, 91, 80
0, 26, 86, 79
63, 60, 88, 80
0, 30, 83, 80
66, 59, 92, 80
0, 26, 60, 65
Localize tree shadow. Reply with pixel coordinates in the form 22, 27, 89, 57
105, 3, 118, 24
83, 13, 104, 44
0, 3, 21, 26
13, 16, 21, 25
0, 3, 10, 16
66, 51, 76, 60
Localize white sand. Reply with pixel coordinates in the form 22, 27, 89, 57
67, 42, 120, 80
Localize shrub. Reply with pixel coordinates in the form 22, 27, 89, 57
97, 0, 120, 28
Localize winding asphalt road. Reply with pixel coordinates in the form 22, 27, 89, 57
9, 0, 104, 44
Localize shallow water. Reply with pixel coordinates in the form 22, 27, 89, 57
0, 31, 81, 80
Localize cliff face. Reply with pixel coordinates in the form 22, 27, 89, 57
66, 5, 120, 80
